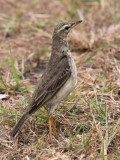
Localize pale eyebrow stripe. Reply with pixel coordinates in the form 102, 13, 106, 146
57, 24, 70, 33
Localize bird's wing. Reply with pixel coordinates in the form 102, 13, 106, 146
10, 55, 71, 137
27, 55, 71, 114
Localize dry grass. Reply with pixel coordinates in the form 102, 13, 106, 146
0, 0, 120, 159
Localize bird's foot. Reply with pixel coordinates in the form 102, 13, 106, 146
48, 115, 57, 141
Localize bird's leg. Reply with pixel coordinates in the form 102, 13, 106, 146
51, 117, 57, 136
48, 115, 57, 141
48, 116, 53, 141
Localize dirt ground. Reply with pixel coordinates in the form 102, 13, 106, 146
0, 0, 120, 159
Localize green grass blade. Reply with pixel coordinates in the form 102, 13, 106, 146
10, 49, 20, 90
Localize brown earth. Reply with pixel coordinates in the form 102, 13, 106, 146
0, 0, 120, 159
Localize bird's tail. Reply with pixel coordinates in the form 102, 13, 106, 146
10, 112, 30, 137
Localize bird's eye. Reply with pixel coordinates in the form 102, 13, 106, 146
65, 26, 69, 30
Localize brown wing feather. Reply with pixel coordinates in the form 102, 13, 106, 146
27, 55, 71, 114
11, 55, 71, 137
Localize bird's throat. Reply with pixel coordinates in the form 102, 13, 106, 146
52, 35, 68, 52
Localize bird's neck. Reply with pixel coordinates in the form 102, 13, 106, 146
48, 35, 71, 67
52, 35, 69, 53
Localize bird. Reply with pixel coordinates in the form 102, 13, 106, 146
10, 20, 82, 140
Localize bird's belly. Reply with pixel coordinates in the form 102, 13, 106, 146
50, 57, 77, 105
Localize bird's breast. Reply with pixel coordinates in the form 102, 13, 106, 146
50, 53, 77, 105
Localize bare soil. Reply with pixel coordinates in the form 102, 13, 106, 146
0, 0, 120, 159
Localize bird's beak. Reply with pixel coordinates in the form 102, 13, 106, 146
71, 20, 82, 28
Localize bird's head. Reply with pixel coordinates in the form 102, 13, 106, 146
53, 20, 82, 39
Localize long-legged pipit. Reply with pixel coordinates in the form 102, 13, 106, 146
11, 20, 82, 140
